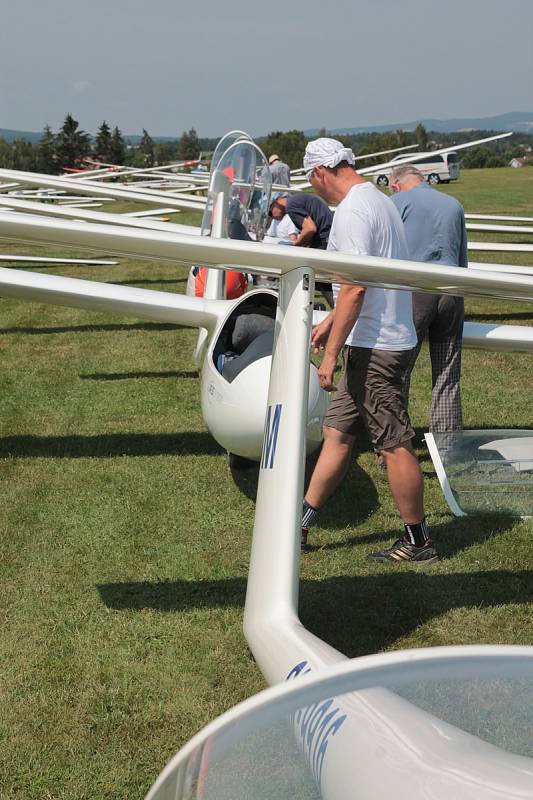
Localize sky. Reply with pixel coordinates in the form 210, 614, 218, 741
1, 0, 532, 139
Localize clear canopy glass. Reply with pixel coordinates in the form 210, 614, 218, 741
210, 130, 253, 174
201, 137, 271, 242
426, 429, 533, 517
146, 648, 533, 800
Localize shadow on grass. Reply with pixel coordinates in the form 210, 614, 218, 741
229, 458, 260, 500
110, 277, 187, 286
97, 569, 533, 658
312, 460, 380, 530
230, 449, 380, 529
315, 515, 517, 559
301, 569, 533, 657
0, 321, 186, 335
466, 312, 533, 322
79, 370, 198, 381
0, 432, 222, 458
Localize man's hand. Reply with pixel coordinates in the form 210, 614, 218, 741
317, 352, 338, 392
311, 311, 334, 353
315, 285, 365, 392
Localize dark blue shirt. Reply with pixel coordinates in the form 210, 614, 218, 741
391, 182, 467, 268
286, 194, 333, 249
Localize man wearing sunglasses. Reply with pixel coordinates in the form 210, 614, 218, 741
300, 138, 436, 565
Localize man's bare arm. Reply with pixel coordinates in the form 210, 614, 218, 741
294, 216, 317, 247
311, 309, 335, 352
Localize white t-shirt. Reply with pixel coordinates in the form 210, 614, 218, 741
328, 182, 416, 351
267, 214, 298, 240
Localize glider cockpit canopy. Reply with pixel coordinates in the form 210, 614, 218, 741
202, 136, 271, 242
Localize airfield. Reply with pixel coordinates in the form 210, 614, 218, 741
1, 166, 532, 798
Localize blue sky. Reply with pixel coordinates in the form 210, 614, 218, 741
1, 0, 532, 137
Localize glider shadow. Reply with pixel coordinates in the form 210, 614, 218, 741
98, 568, 533, 658
0, 321, 187, 335
79, 370, 198, 381
0, 431, 221, 458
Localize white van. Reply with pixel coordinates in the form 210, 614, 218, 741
373, 151, 460, 187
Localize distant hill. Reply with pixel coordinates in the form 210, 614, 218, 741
309, 111, 533, 136
0, 128, 43, 144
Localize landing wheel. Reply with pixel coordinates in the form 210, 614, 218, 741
428, 173, 440, 185
376, 174, 389, 187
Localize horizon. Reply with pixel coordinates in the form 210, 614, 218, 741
1, 110, 532, 142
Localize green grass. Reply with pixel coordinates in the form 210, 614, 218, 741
0, 174, 532, 799
439, 166, 533, 216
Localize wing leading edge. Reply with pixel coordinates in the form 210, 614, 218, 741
0, 211, 533, 302
0, 266, 226, 331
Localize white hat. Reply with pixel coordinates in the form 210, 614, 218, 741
303, 138, 356, 171
269, 191, 288, 210
268, 154, 280, 164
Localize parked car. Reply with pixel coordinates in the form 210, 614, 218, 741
373, 151, 460, 187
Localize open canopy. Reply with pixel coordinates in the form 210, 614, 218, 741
426, 430, 533, 517
146, 645, 533, 800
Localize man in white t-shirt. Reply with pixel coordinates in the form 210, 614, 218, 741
301, 138, 436, 564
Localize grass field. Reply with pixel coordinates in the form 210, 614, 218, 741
0, 168, 532, 799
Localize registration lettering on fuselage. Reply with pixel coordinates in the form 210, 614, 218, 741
261, 403, 282, 469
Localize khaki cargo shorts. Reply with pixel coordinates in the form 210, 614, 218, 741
324, 346, 415, 451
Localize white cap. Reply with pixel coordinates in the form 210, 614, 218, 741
303, 138, 356, 171
268, 154, 280, 164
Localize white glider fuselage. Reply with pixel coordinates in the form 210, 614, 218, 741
198, 288, 327, 460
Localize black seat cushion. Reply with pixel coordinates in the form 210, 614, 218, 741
222, 330, 274, 383
231, 313, 275, 352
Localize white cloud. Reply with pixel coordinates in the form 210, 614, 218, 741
71, 80, 90, 94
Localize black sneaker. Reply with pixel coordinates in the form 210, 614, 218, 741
368, 538, 439, 565
301, 528, 311, 552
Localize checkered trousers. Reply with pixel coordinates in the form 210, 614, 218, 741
403, 293, 464, 433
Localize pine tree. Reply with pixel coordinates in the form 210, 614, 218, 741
37, 124, 57, 173
95, 121, 112, 162
414, 123, 428, 151
109, 126, 125, 165
55, 114, 91, 169
394, 129, 408, 147
179, 128, 199, 161
139, 128, 155, 166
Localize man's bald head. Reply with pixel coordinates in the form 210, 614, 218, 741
389, 164, 425, 193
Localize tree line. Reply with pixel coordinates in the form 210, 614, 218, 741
0, 114, 208, 174
257, 126, 533, 170
0, 116, 531, 174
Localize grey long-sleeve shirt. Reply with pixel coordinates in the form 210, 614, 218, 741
391, 181, 468, 268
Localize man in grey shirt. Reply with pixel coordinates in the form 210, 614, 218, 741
390, 164, 467, 433
268, 154, 291, 187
